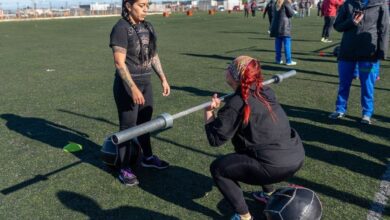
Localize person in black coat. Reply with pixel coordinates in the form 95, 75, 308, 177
263, 0, 275, 33
270, 0, 297, 65
204, 55, 305, 220
329, 0, 389, 124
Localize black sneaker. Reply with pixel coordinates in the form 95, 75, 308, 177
141, 155, 169, 169
118, 168, 139, 186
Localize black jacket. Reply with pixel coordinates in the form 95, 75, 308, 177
205, 87, 304, 167
264, 0, 275, 19
270, 0, 295, 37
334, 0, 389, 61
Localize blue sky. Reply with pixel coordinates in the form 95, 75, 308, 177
0, 0, 123, 10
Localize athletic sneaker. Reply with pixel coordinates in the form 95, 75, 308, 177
276, 60, 284, 64
141, 155, 169, 169
230, 213, 253, 220
328, 112, 345, 119
253, 191, 273, 203
322, 38, 332, 43
286, 61, 297, 66
118, 168, 139, 186
361, 115, 372, 124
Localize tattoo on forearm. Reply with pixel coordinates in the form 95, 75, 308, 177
152, 54, 165, 78
118, 67, 134, 88
112, 46, 127, 54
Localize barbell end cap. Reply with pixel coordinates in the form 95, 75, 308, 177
111, 135, 119, 145
273, 74, 282, 83
159, 113, 173, 129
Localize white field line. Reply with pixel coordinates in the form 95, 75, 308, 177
0, 13, 162, 23
367, 160, 390, 220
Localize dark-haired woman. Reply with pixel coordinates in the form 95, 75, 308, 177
204, 56, 304, 220
109, 0, 170, 186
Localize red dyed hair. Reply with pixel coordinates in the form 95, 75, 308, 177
240, 59, 275, 124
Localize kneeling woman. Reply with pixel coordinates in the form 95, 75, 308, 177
204, 56, 305, 220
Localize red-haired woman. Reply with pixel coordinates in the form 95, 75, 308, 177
204, 56, 304, 220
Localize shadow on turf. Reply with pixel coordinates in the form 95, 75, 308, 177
182, 53, 234, 61
171, 85, 228, 97
217, 31, 263, 35
280, 104, 389, 181
0, 113, 109, 195
57, 191, 180, 220
182, 52, 338, 78
295, 57, 337, 63
153, 135, 221, 158
58, 109, 118, 126
282, 104, 390, 144
295, 77, 390, 92
251, 48, 323, 57
260, 61, 338, 78
248, 37, 323, 43
289, 176, 371, 209
135, 165, 223, 219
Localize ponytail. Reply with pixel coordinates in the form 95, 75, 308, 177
121, 0, 132, 19
240, 59, 276, 125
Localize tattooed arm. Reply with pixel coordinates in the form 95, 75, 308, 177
151, 53, 170, 96
112, 46, 145, 105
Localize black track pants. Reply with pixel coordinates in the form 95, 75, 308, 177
210, 153, 302, 214
113, 75, 153, 169
322, 16, 335, 38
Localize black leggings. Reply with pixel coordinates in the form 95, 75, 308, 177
322, 16, 335, 38
210, 153, 303, 214
113, 75, 153, 169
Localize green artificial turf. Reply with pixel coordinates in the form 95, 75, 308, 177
0, 11, 389, 219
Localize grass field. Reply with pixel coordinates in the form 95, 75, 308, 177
0, 11, 389, 219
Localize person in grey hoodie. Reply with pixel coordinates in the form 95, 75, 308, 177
329, 0, 389, 124
270, 0, 297, 65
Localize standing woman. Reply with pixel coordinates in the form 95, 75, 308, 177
109, 0, 171, 186
320, 0, 343, 43
270, 0, 297, 65
205, 56, 305, 220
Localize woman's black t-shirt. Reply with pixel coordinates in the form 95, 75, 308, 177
110, 19, 155, 82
